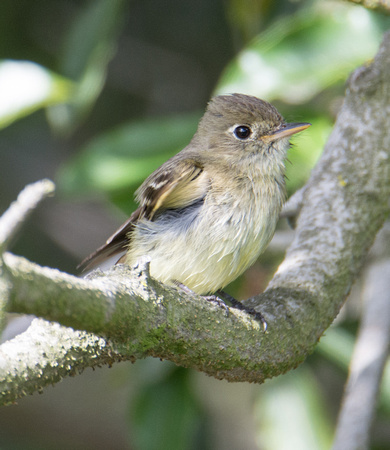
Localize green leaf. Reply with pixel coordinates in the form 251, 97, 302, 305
47, 0, 127, 134
0, 60, 72, 129
129, 367, 203, 450
256, 367, 332, 450
216, 1, 383, 103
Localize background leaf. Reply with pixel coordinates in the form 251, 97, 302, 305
216, 1, 382, 103
0, 60, 72, 129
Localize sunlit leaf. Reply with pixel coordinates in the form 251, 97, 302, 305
256, 367, 332, 450
0, 60, 72, 129
216, 1, 383, 103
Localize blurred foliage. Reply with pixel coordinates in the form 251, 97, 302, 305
255, 366, 333, 450
1, 0, 390, 449
217, 1, 382, 103
47, 0, 127, 134
129, 366, 207, 450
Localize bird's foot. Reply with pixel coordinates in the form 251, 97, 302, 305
217, 290, 267, 331
172, 281, 229, 316
173, 281, 267, 329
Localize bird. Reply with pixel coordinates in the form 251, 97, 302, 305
80, 93, 310, 321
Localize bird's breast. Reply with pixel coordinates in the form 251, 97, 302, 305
125, 169, 285, 294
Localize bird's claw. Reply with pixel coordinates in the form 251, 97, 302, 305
202, 295, 230, 317
217, 290, 267, 331
173, 281, 267, 329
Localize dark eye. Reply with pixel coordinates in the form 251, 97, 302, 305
233, 125, 252, 140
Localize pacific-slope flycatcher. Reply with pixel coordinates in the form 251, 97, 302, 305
80, 94, 310, 320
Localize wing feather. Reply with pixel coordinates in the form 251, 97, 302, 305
79, 158, 208, 272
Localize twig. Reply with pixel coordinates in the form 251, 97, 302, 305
280, 186, 305, 220
332, 259, 390, 450
0, 179, 55, 253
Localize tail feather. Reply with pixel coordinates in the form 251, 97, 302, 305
78, 208, 141, 272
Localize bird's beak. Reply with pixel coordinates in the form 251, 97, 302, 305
262, 122, 311, 142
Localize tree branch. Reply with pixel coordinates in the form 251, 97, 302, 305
332, 242, 390, 449
0, 179, 55, 252
1, 32, 390, 404
0, 318, 124, 405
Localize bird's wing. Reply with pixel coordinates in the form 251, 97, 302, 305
79, 158, 208, 272
136, 158, 207, 219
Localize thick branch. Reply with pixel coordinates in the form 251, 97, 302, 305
1, 32, 390, 402
0, 318, 124, 405
3, 253, 265, 372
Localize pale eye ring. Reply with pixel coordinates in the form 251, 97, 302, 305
233, 125, 252, 140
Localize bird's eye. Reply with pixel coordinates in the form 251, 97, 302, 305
233, 125, 252, 140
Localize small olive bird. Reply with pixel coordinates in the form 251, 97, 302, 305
80, 94, 310, 321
